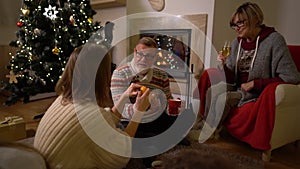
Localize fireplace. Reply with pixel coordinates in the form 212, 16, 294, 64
140, 29, 192, 78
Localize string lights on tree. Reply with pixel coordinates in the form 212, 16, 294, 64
2, 0, 105, 105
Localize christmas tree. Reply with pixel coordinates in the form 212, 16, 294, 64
2, 0, 107, 105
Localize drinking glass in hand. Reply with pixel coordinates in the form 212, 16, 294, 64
221, 41, 231, 58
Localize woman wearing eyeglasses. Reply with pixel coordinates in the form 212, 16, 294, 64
196, 2, 300, 139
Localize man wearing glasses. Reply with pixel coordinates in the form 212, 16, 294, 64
110, 36, 176, 138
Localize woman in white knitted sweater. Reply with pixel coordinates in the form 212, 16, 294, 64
34, 44, 150, 169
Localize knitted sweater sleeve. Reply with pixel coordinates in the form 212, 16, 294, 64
111, 67, 134, 120
252, 33, 300, 92
226, 34, 300, 88
270, 33, 300, 84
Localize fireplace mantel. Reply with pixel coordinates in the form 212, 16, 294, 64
90, 0, 126, 9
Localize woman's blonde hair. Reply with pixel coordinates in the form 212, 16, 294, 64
230, 2, 264, 29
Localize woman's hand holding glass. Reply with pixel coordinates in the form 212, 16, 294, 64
221, 41, 231, 57
218, 41, 231, 67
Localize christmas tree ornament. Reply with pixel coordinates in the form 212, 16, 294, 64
33, 28, 41, 36
43, 5, 59, 20
87, 17, 93, 23
6, 71, 20, 84
40, 78, 46, 85
64, 2, 71, 9
24, 69, 36, 77
21, 8, 30, 16
43, 62, 50, 70
63, 26, 68, 32
29, 55, 37, 61
69, 15, 76, 26
17, 21, 24, 27
52, 46, 60, 55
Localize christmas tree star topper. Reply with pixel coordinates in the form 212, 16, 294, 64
43, 5, 59, 20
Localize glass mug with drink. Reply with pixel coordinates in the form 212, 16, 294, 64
167, 98, 184, 116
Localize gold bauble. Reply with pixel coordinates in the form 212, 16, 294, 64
21, 8, 30, 16
52, 46, 60, 55
29, 55, 37, 61
87, 18, 93, 23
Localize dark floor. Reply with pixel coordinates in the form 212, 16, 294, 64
0, 95, 299, 169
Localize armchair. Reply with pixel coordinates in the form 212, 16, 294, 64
194, 45, 300, 162
263, 45, 300, 161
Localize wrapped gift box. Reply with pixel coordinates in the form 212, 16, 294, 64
0, 116, 27, 141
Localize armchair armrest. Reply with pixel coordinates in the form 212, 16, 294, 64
269, 83, 300, 156
275, 84, 300, 106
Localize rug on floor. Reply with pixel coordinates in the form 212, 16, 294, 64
125, 141, 264, 169
19, 137, 264, 169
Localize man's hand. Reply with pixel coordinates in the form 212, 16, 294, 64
134, 88, 150, 112
124, 83, 142, 98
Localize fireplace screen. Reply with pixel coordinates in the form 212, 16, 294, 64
140, 29, 192, 78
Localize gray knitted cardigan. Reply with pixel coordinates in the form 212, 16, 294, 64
225, 32, 300, 105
